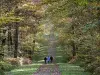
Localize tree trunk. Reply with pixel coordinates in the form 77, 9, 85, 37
14, 23, 19, 58
72, 41, 76, 57
97, 6, 100, 31
32, 39, 35, 53
97, 6, 100, 50
71, 24, 76, 57
8, 26, 12, 51
1, 28, 7, 58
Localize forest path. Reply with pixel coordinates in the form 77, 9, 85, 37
33, 64, 61, 75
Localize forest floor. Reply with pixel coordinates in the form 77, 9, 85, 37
33, 64, 61, 75
5, 62, 91, 75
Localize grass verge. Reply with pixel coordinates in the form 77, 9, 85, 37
5, 63, 42, 75
58, 63, 91, 75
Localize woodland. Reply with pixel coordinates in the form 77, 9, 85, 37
0, 0, 100, 75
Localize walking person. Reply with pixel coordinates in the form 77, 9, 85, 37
47, 56, 50, 63
44, 57, 47, 64
50, 56, 53, 63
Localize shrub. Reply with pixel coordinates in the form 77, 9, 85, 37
78, 55, 96, 63
85, 60, 100, 73
85, 56, 96, 64
0, 70, 4, 75
0, 61, 14, 72
22, 57, 32, 65
32, 53, 41, 61
56, 56, 63, 63
5, 58, 19, 66
78, 55, 96, 68
93, 67, 100, 75
62, 52, 72, 63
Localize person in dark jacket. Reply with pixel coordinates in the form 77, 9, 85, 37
50, 56, 53, 63
44, 57, 47, 64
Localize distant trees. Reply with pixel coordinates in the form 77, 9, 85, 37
0, 0, 45, 74
42, 0, 100, 74
0, 0, 44, 59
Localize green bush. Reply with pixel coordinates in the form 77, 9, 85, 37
85, 56, 96, 64
85, 60, 100, 73
78, 55, 96, 63
78, 55, 96, 68
62, 53, 72, 63
0, 70, 4, 75
0, 61, 15, 72
93, 67, 100, 75
79, 62, 86, 67
32, 53, 41, 61
55, 56, 63, 63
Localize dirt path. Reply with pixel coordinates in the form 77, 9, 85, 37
33, 64, 61, 75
